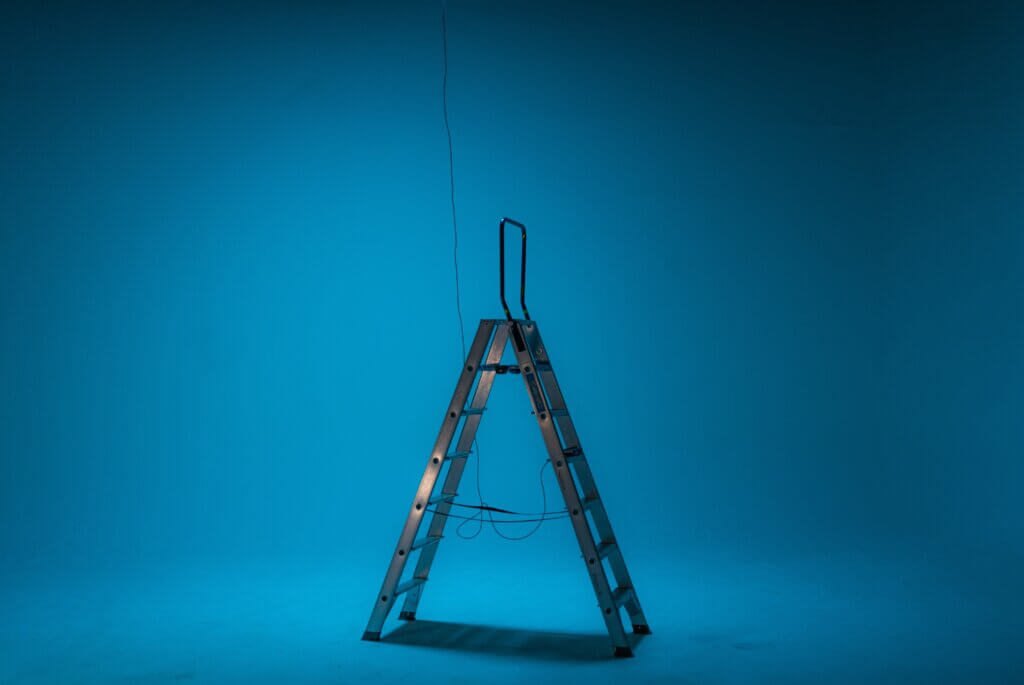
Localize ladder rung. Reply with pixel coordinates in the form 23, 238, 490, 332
411, 535, 441, 551
461, 408, 486, 416
582, 495, 600, 513
394, 578, 426, 596
612, 586, 633, 608
597, 540, 617, 559
428, 492, 457, 506
551, 408, 569, 417
562, 446, 583, 463
446, 451, 471, 459
535, 361, 552, 371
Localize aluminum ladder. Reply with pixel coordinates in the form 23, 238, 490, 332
361, 218, 650, 657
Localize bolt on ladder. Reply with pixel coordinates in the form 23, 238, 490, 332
361, 218, 650, 657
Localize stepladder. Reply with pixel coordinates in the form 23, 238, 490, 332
361, 218, 650, 657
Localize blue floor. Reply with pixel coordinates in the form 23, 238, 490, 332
3, 554, 1020, 684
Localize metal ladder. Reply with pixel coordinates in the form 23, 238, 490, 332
361, 218, 650, 657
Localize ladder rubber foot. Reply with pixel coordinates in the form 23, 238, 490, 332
399, 611, 416, 621
632, 623, 652, 635
614, 646, 634, 658
362, 631, 381, 642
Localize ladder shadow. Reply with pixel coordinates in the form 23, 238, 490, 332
380, 619, 646, 662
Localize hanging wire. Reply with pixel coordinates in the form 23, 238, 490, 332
442, 1, 465, 366
441, 1, 564, 538
442, 0, 487, 539
432, 510, 570, 525
487, 460, 555, 540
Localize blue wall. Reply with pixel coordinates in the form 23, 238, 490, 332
879, 2, 1024, 569
1, 0, 1020, 595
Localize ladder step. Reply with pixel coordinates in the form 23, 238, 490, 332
612, 586, 634, 608
535, 361, 552, 371
582, 495, 601, 513
597, 540, 617, 559
428, 492, 457, 506
551, 408, 569, 417
411, 535, 442, 551
562, 446, 584, 463
446, 451, 471, 459
461, 408, 486, 416
394, 578, 426, 596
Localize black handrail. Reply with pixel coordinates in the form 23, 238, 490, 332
499, 217, 530, 321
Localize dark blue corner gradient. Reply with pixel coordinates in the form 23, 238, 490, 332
2, 1, 1021, 683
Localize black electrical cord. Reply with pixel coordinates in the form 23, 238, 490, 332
428, 511, 569, 524
487, 460, 555, 540
432, 511, 570, 525
442, 2, 465, 366
442, 1, 565, 538
442, 0, 487, 540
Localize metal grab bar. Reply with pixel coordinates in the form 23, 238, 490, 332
499, 217, 530, 321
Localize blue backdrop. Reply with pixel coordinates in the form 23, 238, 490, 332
2, 1, 1021, 683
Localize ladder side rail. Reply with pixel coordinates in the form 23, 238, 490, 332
363, 320, 497, 640
510, 320, 633, 655
399, 322, 511, 618
568, 457, 649, 628
520, 325, 578, 449
522, 322, 651, 635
